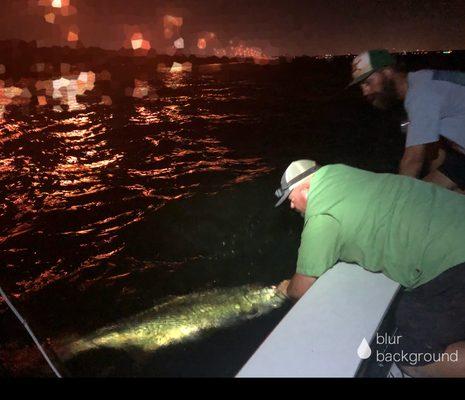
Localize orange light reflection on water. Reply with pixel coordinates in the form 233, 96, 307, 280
0, 53, 277, 302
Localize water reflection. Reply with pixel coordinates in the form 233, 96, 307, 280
162, 69, 190, 90
0, 63, 273, 300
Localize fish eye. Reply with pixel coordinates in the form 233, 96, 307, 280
247, 307, 259, 318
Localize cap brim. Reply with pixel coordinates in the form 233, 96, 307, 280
347, 70, 376, 88
274, 188, 290, 207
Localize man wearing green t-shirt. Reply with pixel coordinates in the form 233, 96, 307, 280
274, 160, 465, 377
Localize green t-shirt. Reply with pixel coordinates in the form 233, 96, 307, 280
297, 164, 465, 289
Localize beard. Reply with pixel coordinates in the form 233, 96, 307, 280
367, 76, 400, 110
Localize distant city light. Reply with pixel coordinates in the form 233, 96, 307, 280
141, 40, 151, 51
67, 31, 79, 42
174, 38, 184, 49
131, 40, 143, 49
129, 32, 151, 51
227, 44, 268, 60
131, 33, 144, 50
44, 13, 56, 24
213, 48, 227, 57
197, 38, 207, 50
37, 95, 47, 106
52, 0, 70, 8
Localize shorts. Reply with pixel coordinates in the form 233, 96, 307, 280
438, 146, 465, 190
393, 262, 465, 366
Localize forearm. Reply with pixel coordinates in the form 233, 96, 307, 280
286, 274, 317, 301
399, 158, 423, 178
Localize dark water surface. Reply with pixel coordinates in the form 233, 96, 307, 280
0, 59, 404, 376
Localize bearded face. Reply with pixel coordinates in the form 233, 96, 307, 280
361, 71, 400, 110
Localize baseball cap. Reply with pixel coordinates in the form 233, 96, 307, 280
349, 49, 396, 86
274, 160, 318, 207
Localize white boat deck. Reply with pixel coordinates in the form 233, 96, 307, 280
237, 262, 400, 377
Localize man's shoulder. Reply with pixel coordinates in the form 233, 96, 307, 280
409, 69, 434, 78
314, 164, 374, 188
319, 163, 361, 175
406, 69, 465, 91
407, 70, 434, 89
406, 70, 441, 106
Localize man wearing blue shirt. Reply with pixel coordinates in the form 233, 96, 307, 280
350, 49, 465, 192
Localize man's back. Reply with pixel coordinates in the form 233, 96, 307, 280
301, 164, 465, 288
405, 69, 465, 150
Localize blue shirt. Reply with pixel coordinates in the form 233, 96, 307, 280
405, 70, 465, 150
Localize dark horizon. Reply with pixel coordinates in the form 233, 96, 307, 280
2, 37, 465, 62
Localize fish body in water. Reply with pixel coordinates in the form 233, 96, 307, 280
57, 284, 286, 360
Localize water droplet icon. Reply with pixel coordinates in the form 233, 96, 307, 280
357, 337, 372, 359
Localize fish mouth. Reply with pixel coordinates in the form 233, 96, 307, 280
269, 284, 286, 299
242, 286, 286, 314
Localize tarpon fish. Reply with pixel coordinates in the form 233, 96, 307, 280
56, 284, 286, 360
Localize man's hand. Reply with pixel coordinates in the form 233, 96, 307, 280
276, 274, 317, 301
399, 144, 427, 178
276, 279, 290, 298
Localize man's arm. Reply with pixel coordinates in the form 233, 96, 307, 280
280, 214, 340, 301
277, 273, 317, 301
399, 144, 427, 177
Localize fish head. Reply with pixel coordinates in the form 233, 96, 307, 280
238, 285, 286, 318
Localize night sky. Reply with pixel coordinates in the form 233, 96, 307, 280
1, 0, 465, 56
